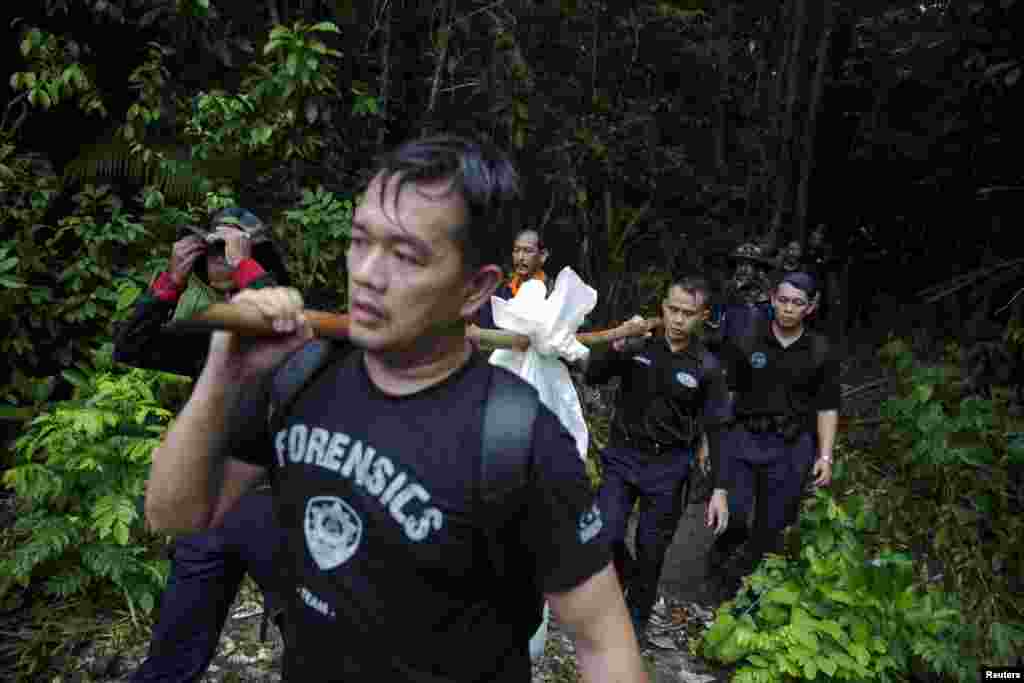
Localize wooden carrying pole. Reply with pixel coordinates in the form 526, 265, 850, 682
166, 303, 663, 349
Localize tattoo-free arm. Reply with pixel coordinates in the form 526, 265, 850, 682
817, 409, 838, 461
547, 563, 649, 683
146, 366, 250, 534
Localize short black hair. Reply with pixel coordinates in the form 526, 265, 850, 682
372, 135, 521, 270
666, 276, 712, 309
776, 271, 819, 298
514, 228, 546, 252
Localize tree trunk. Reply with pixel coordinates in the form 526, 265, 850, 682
794, 0, 834, 246
713, 3, 735, 175
768, 0, 807, 248
422, 0, 452, 135
376, 0, 393, 146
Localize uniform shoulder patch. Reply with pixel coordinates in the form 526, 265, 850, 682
578, 502, 603, 544
676, 371, 699, 388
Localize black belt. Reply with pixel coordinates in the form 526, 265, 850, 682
621, 433, 695, 456
736, 413, 809, 442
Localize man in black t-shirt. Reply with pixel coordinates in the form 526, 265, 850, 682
144, 136, 649, 682
708, 271, 840, 600
585, 277, 732, 645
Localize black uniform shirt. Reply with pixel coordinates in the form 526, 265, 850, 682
585, 336, 731, 460
722, 318, 841, 418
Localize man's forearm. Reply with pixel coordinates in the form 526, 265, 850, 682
551, 565, 648, 683
146, 366, 241, 533
817, 409, 838, 459
575, 636, 649, 683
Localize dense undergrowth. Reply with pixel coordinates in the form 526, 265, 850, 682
699, 338, 1024, 682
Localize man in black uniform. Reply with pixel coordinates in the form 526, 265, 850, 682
706, 270, 839, 600
585, 276, 732, 644
143, 135, 648, 682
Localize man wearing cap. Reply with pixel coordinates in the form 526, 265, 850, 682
706, 270, 840, 602
585, 276, 732, 646
114, 207, 291, 683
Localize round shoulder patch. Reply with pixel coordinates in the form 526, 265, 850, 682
675, 371, 699, 388
750, 351, 768, 369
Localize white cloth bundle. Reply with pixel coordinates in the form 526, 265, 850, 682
488, 266, 597, 461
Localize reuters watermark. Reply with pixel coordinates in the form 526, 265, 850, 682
985, 668, 1023, 680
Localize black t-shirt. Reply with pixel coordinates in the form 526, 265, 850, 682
722, 318, 841, 418
232, 350, 610, 682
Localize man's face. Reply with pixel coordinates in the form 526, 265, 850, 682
661, 286, 709, 346
511, 230, 547, 279
346, 173, 498, 354
771, 281, 816, 331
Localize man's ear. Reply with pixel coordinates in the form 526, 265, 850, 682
461, 264, 503, 319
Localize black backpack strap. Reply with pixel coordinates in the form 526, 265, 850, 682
261, 338, 350, 641
268, 339, 348, 436
480, 368, 542, 632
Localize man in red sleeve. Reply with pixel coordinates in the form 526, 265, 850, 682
115, 207, 292, 683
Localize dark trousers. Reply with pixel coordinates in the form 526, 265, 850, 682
131, 489, 286, 683
597, 445, 692, 623
709, 429, 815, 585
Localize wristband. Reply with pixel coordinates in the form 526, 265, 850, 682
818, 454, 832, 464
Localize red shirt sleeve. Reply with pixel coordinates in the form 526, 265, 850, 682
233, 258, 267, 290
150, 271, 184, 302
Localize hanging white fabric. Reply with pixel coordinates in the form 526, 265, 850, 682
488, 266, 597, 461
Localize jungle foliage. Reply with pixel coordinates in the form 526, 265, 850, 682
1, 0, 1023, 680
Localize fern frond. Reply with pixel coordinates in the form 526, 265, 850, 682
62, 139, 222, 204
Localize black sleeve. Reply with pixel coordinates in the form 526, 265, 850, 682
112, 289, 207, 377
223, 374, 276, 468
699, 353, 733, 490
584, 346, 628, 387
815, 346, 842, 413
113, 271, 279, 378
520, 407, 612, 594
718, 338, 745, 393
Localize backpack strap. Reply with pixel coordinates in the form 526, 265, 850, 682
268, 339, 350, 436
261, 338, 351, 641
480, 367, 542, 633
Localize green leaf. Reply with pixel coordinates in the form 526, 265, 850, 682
819, 655, 839, 677
763, 582, 800, 605
310, 21, 340, 33
803, 658, 819, 679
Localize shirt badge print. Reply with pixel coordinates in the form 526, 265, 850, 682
750, 351, 768, 369
578, 503, 603, 544
676, 371, 698, 388
305, 496, 363, 571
